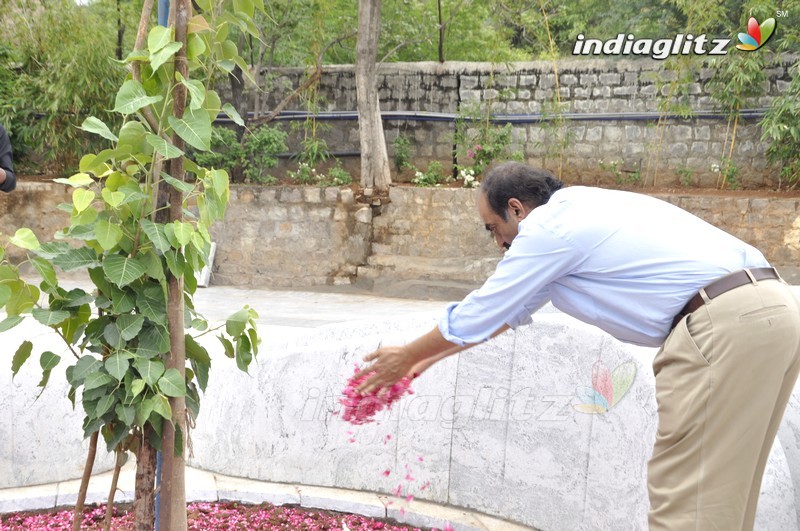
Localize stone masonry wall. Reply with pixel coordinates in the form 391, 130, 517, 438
208, 186, 372, 287
1, 184, 797, 288
248, 59, 796, 187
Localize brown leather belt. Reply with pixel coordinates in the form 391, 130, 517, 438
671, 267, 781, 330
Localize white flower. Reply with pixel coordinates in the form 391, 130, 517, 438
711, 164, 720, 173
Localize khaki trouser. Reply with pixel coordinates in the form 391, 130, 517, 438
649, 277, 800, 531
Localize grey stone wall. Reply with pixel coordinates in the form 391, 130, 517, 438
208, 186, 372, 288
2, 184, 797, 288
249, 59, 796, 187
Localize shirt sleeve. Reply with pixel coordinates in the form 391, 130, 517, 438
438, 222, 582, 345
0, 126, 16, 193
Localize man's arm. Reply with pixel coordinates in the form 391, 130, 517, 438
0, 126, 16, 192
355, 324, 510, 394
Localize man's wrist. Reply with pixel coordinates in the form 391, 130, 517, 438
0, 168, 6, 184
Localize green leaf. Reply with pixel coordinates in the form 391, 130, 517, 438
54, 172, 95, 188
222, 103, 244, 127
117, 314, 145, 341
84, 370, 115, 392
0, 284, 11, 307
218, 335, 234, 358
226, 308, 249, 337
103, 254, 147, 287
31, 308, 71, 327
105, 353, 130, 381
130, 378, 146, 398
150, 41, 182, 72
185, 334, 211, 364
137, 325, 170, 357
137, 285, 167, 326
114, 80, 163, 115
116, 403, 136, 426
157, 368, 186, 397
135, 358, 165, 387
148, 25, 172, 54
0, 316, 25, 333
11, 341, 33, 378
81, 117, 118, 142
95, 220, 124, 251
104, 322, 125, 349
135, 397, 155, 427
118, 121, 148, 153
146, 134, 184, 160
40, 351, 61, 371
204, 89, 222, 123
161, 172, 195, 193
101, 187, 126, 208
5, 282, 40, 315
139, 251, 165, 281
112, 287, 136, 313
34, 241, 72, 260
179, 76, 206, 110
52, 247, 100, 271
235, 334, 252, 372
187, 33, 207, 60
72, 188, 95, 213
191, 358, 209, 392
168, 108, 212, 151
9, 228, 40, 250
171, 221, 194, 247
195, 0, 212, 11
163, 250, 185, 278
38, 369, 53, 389
141, 219, 171, 253
31, 257, 58, 289
95, 394, 116, 417
152, 394, 172, 420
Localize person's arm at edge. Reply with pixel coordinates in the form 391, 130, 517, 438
0, 127, 16, 192
406, 323, 511, 379
355, 323, 510, 394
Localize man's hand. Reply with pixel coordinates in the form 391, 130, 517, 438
354, 345, 415, 395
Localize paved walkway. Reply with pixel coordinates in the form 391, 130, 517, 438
0, 284, 535, 531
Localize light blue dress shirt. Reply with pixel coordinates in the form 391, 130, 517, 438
439, 186, 770, 347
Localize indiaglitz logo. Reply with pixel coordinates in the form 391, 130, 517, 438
574, 360, 636, 414
736, 16, 777, 51
573, 13, 779, 59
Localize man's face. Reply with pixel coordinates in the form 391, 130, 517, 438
477, 192, 523, 251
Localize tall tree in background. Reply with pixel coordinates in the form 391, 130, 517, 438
356, 0, 391, 191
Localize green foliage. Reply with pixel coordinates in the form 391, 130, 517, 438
411, 160, 450, 187
0, 0, 262, 461
391, 134, 413, 172
720, 157, 741, 190
288, 160, 351, 187
761, 63, 800, 188
0, 0, 136, 174
454, 98, 515, 177
676, 165, 694, 187
194, 125, 287, 184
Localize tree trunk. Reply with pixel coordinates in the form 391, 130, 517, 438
158, 0, 189, 529
355, 0, 391, 192
133, 428, 157, 531
103, 450, 125, 531
72, 431, 99, 531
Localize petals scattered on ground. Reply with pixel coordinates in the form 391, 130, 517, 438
0, 502, 429, 530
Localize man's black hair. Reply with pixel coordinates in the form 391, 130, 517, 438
481, 162, 564, 220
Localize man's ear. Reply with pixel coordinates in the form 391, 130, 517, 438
508, 198, 526, 219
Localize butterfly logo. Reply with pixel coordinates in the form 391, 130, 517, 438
573, 360, 637, 414
736, 16, 776, 51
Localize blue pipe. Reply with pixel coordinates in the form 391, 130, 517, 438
213, 108, 768, 125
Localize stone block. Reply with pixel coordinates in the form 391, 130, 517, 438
517, 89, 531, 99
613, 85, 637, 96
355, 206, 372, 224
519, 74, 537, 87
304, 187, 322, 203
640, 84, 657, 96
585, 126, 603, 142
573, 87, 591, 99
280, 187, 303, 203
340, 188, 355, 205
599, 72, 620, 85
625, 125, 642, 142
580, 73, 598, 86
539, 74, 556, 89
324, 187, 339, 202
460, 89, 481, 102
561, 74, 578, 86
604, 127, 623, 143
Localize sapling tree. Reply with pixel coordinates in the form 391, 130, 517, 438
0, 0, 263, 528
